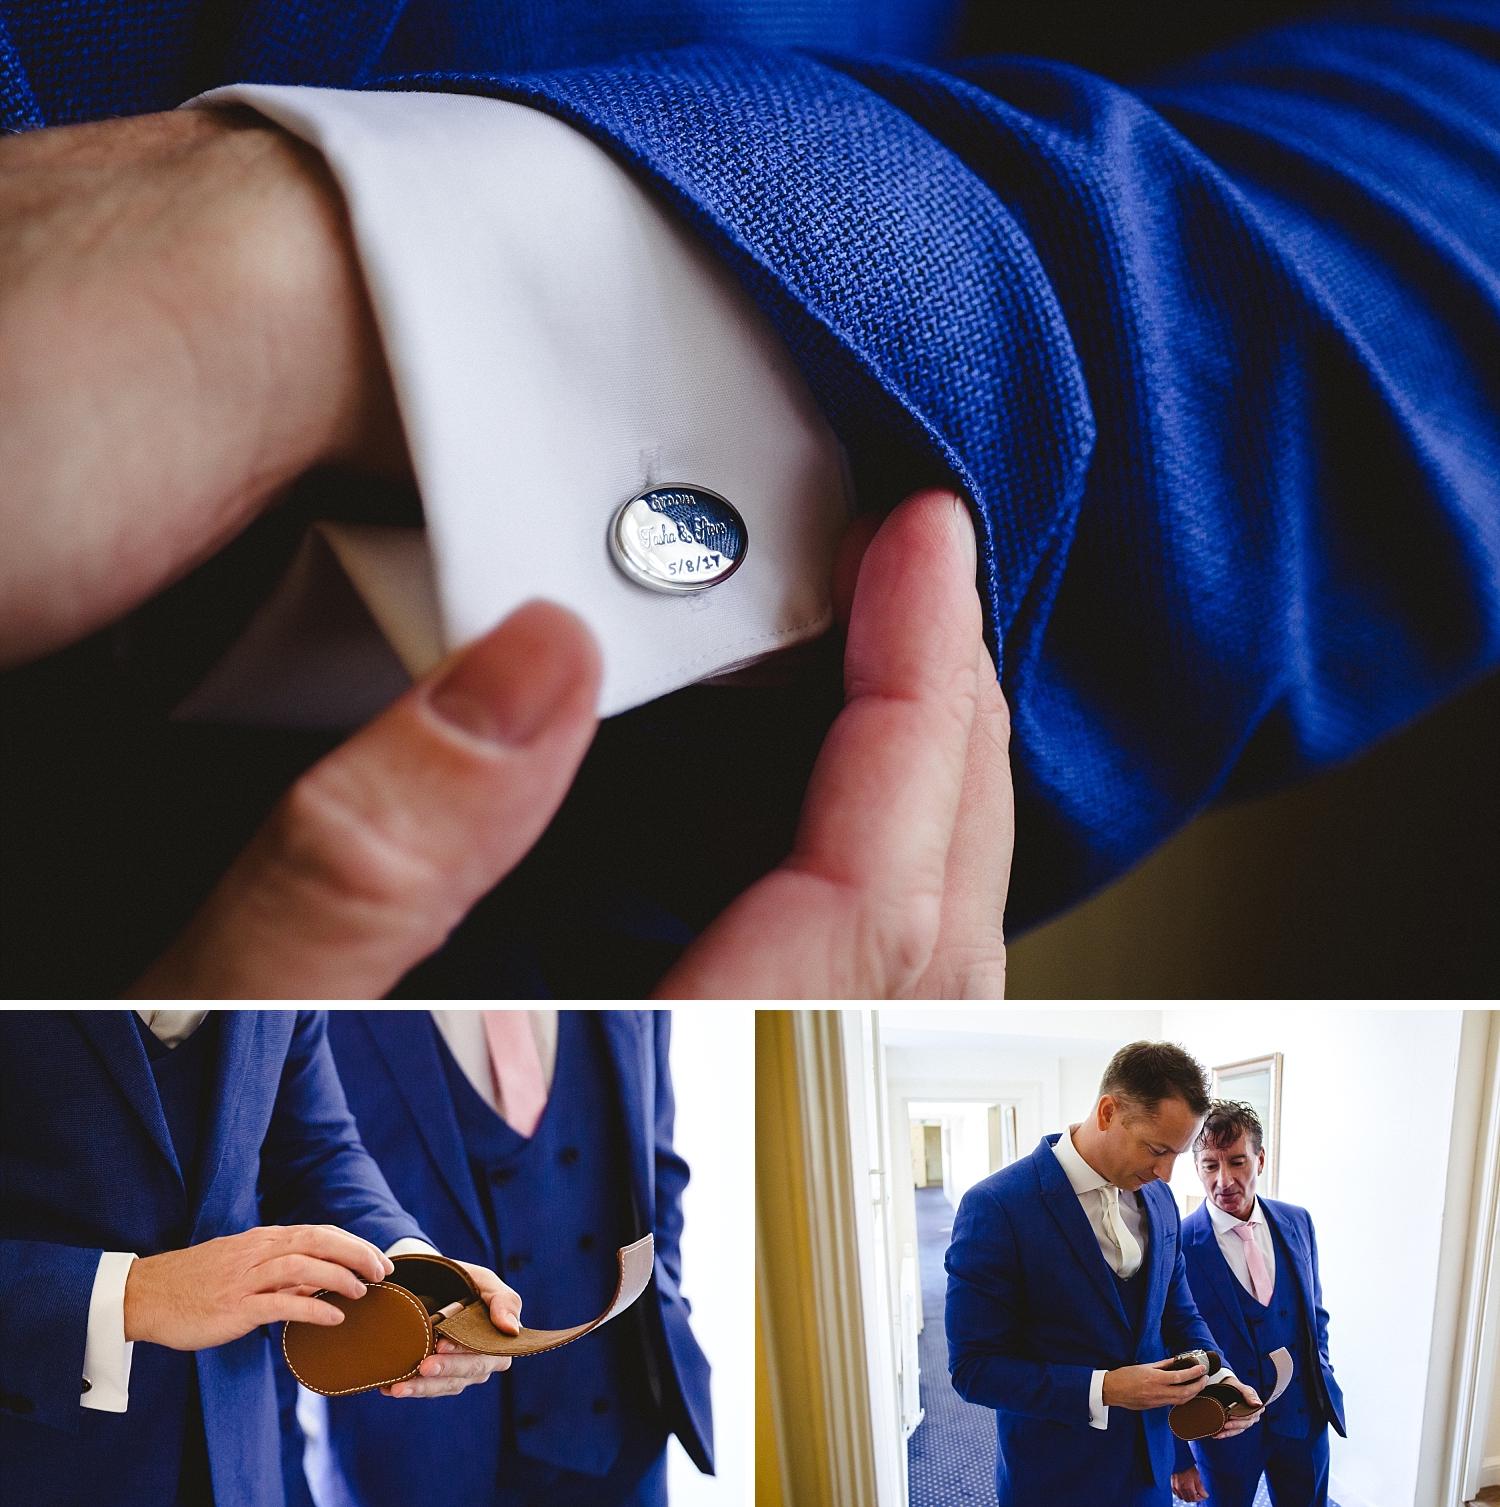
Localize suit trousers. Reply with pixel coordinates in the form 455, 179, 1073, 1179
1198, 1423, 1329, 1507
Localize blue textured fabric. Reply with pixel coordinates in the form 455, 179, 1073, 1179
945, 1134, 1223, 1504
1, 2, 1497, 927
312, 1011, 711, 1506
0, 1010, 425, 1507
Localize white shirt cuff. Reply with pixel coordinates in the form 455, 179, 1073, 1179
81, 1251, 137, 1413
1089, 1368, 1108, 1429
184, 86, 850, 727
384, 1237, 441, 1257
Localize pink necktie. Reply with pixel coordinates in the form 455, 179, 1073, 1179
1231, 1221, 1274, 1306
481, 1011, 548, 1138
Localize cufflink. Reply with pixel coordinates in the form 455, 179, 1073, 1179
609, 486, 747, 593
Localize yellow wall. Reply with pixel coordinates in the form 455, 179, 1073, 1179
755, 1012, 833, 1507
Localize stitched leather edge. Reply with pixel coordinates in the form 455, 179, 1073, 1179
282, 1281, 435, 1397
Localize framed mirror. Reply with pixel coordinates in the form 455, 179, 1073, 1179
1211, 1053, 1283, 1196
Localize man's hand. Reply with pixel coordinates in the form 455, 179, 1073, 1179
1171, 1465, 1209, 1502
657, 489, 1012, 998
129, 600, 601, 997
379, 1259, 523, 1399
1102, 1357, 1208, 1411
1211, 1379, 1263, 1438
1, 118, 1014, 998
122, 1226, 393, 1349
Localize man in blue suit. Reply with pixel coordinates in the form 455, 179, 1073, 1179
0, 1010, 525, 1507
946, 1041, 1263, 1507
1170, 1102, 1346, 1507
286, 1009, 709, 1507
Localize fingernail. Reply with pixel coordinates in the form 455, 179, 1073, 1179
429, 611, 582, 746
952, 496, 977, 573
428, 1362, 442, 1376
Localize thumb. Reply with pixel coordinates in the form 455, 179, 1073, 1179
130, 601, 600, 998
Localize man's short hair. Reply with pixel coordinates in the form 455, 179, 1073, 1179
1098, 1041, 1211, 1118
1195, 1099, 1264, 1157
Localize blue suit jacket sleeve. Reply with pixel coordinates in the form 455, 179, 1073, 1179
0, 1239, 102, 1433
377, 2, 1500, 928
256, 1012, 427, 1251
945, 1185, 1094, 1427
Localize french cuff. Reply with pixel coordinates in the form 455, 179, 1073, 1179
1089, 1368, 1108, 1430
81, 1252, 137, 1412
180, 86, 850, 727
384, 1238, 441, 1258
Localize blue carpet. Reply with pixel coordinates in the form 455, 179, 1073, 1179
905, 1184, 1288, 1507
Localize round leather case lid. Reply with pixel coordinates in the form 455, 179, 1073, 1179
283, 1281, 433, 1397
1168, 1383, 1259, 1441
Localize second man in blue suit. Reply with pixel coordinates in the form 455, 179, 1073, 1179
1171, 1101, 1346, 1507
289, 1009, 711, 1507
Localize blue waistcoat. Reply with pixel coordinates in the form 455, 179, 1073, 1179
436, 1015, 661, 1480
1227, 1218, 1319, 1439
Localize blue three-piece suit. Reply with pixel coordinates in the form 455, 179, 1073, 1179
299, 1011, 711, 1507
1177, 1197, 1347, 1507
1, 1, 1498, 992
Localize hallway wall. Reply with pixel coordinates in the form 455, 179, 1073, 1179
1163, 1009, 1467, 1507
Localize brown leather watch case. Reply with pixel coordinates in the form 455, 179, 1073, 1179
1168, 1382, 1262, 1440
283, 1234, 655, 1397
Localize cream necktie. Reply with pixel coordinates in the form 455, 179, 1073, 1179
1099, 1184, 1144, 1279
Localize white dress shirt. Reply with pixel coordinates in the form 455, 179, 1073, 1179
1205, 1194, 1277, 1300
83, 1010, 437, 1413
174, 87, 849, 729
1051, 1125, 1149, 1431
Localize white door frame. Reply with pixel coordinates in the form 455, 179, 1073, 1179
1417, 1010, 1500, 1507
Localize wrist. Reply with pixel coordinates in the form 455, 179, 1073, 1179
121, 1252, 160, 1344
0, 108, 407, 668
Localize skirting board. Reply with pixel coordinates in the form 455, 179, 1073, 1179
1482, 1454, 1500, 1489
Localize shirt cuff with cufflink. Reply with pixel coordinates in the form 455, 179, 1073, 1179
1089, 1367, 1108, 1429
80, 1251, 137, 1413
178, 85, 850, 730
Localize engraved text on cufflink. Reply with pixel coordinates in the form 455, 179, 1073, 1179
610, 485, 747, 594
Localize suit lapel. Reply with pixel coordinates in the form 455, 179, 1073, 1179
1035, 1139, 1131, 1333
1142, 1183, 1175, 1350
191, 1010, 273, 1231
1261, 1199, 1314, 1326
363, 1012, 489, 1252
599, 1012, 655, 1238
73, 1010, 181, 1184
1186, 1206, 1254, 1352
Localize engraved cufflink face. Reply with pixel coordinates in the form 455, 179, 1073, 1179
609, 485, 747, 594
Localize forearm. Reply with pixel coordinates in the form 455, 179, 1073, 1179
0, 107, 405, 669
